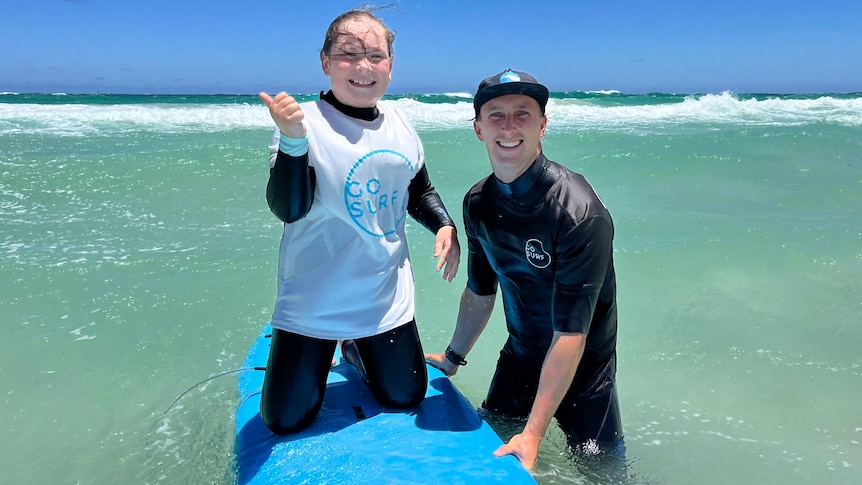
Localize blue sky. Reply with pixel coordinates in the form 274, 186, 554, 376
2, 0, 861, 94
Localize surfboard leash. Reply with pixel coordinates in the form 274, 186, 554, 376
146, 366, 266, 439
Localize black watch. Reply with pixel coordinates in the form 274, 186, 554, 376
444, 345, 467, 366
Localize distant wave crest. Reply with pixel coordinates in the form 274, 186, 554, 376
0, 103, 274, 136
548, 91, 862, 132
1, 92, 860, 136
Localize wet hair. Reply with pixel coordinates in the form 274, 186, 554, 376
321, 5, 396, 59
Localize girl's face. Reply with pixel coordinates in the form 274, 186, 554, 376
321, 17, 392, 108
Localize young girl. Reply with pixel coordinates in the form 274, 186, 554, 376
257, 7, 460, 434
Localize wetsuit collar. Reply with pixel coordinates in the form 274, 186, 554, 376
494, 153, 548, 203
320, 90, 380, 121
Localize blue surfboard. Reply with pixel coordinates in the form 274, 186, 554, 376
234, 324, 536, 484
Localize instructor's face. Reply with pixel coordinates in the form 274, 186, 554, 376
474, 94, 547, 183
321, 18, 392, 108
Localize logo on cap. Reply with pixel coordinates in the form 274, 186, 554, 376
500, 70, 521, 83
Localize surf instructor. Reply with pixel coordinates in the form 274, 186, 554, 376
426, 69, 623, 470
258, 6, 460, 435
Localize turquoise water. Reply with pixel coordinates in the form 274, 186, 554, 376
2, 91, 861, 484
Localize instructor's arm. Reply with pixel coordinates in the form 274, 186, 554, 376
425, 288, 494, 376
493, 331, 586, 470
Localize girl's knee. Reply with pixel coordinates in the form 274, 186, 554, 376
261, 406, 315, 435
374, 379, 427, 408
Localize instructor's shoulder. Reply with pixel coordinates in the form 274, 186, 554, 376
462, 175, 493, 209
466, 174, 494, 198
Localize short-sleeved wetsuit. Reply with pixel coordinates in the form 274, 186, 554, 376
464, 152, 622, 445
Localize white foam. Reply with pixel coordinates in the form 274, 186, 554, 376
1, 93, 860, 137
548, 92, 862, 132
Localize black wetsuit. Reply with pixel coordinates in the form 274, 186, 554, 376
260, 91, 455, 435
464, 152, 622, 446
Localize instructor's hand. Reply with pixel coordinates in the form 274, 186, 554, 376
259, 92, 307, 139
434, 225, 460, 282
493, 431, 542, 470
424, 352, 458, 377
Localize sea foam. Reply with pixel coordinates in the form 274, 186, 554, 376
1, 92, 860, 137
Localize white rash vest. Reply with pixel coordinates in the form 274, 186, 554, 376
268, 100, 423, 340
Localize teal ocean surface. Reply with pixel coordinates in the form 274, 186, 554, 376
2, 91, 861, 484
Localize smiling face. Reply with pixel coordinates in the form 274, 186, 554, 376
321, 16, 393, 108
474, 94, 548, 183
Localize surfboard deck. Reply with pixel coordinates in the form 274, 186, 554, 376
234, 324, 536, 484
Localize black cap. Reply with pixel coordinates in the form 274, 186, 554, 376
473, 69, 550, 116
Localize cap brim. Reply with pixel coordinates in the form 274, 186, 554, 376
474, 82, 549, 113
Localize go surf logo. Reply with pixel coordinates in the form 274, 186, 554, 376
525, 238, 551, 269
344, 149, 415, 237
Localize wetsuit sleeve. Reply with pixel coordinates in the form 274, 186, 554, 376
406, 165, 455, 234
463, 190, 498, 296
552, 215, 614, 334
265, 131, 316, 224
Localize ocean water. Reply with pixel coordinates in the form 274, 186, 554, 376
1, 91, 861, 485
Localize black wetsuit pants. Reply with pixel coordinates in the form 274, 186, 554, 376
482, 348, 623, 448
260, 320, 427, 435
